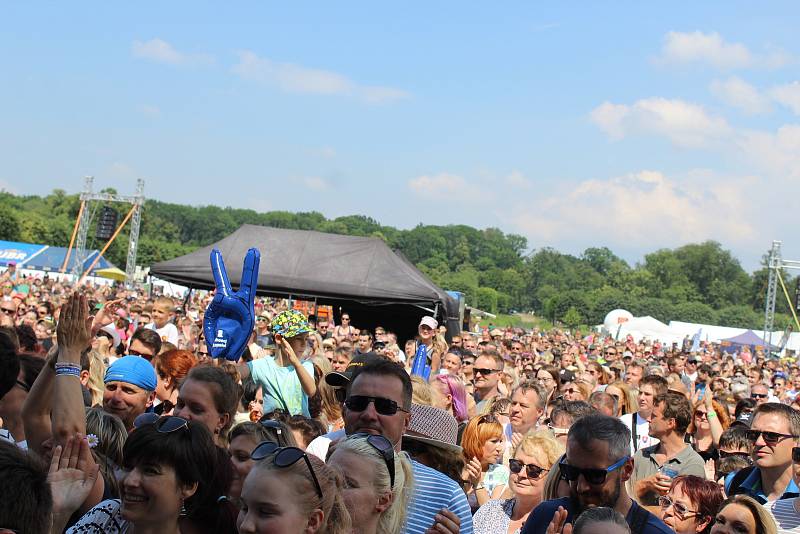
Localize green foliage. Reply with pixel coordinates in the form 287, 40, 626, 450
0, 190, 784, 329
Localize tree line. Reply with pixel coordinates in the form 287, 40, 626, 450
0, 189, 793, 330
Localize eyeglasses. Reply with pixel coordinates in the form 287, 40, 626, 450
536, 376, 554, 383
473, 368, 499, 376
658, 496, 700, 518
133, 414, 190, 433
350, 433, 396, 487
344, 395, 409, 415
509, 458, 548, 479
250, 441, 323, 498
744, 429, 798, 445
605, 351, 617, 355
559, 456, 629, 485
750, 393, 768, 399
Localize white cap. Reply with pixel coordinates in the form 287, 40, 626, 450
419, 316, 438, 330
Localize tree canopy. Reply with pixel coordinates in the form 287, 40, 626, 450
0, 190, 790, 329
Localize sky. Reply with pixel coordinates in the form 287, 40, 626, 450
2, 3, 799, 271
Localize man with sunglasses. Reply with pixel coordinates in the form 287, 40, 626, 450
318, 357, 473, 533
521, 414, 671, 534
725, 402, 800, 503
473, 352, 503, 413
630, 392, 706, 506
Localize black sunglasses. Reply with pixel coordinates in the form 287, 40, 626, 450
509, 458, 548, 479
745, 429, 797, 445
133, 414, 189, 433
559, 456, 629, 485
349, 433, 396, 487
718, 450, 751, 461
750, 393, 768, 399
473, 368, 499, 376
127, 348, 154, 360
344, 395, 409, 416
250, 441, 323, 498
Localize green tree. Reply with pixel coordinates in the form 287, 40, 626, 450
562, 307, 583, 329
0, 205, 20, 241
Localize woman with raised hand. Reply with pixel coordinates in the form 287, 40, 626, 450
237, 440, 351, 534
659, 475, 723, 534
474, 431, 563, 534
327, 433, 414, 534
54, 418, 237, 534
461, 414, 509, 511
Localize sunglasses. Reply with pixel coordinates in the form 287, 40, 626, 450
250, 441, 322, 498
128, 348, 154, 360
259, 419, 284, 435
718, 450, 751, 461
0, 308, 15, 314
509, 458, 548, 479
559, 456, 629, 485
133, 414, 189, 433
744, 429, 798, 445
473, 368, 499, 376
658, 496, 700, 518
344, 395, 409, 416
350, 433, 396, 487
751, 393, 768, 399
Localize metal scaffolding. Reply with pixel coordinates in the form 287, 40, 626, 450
763, 240, 800, 349
69, 176, 145, 286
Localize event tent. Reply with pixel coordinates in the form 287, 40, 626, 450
150, 225, 460, 340
720, 330, 778, 353
0, 240, 115, 274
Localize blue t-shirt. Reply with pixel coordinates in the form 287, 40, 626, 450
248, 357, 315, 417
521, 497, 672, 534
404, 459, 473, 534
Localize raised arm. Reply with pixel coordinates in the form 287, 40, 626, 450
21, 344, 57, 455
52, 293, 90, 445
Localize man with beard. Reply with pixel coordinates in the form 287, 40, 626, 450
521, 414, 671, 534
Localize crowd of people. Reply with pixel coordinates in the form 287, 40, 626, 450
1, 262, 800, 534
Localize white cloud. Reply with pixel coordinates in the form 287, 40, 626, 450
505, 170, 532, 188
408, 172, 484, 202
659, 31, 753, 69
737, 124, 800, 179
770, 82, 800, 115
304, 177, 330, 191
131, 38, 212, 66
506, 170, 756, 247
232, 51, 409, 104
710, 77, 771, 114
590, 98, 730, 147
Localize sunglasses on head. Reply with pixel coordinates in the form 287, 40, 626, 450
349, 433, 396, 487
133, 414, 189, 433
473, 368, 499, 376
509, 458, 548, 479
250, 441, 323, 498
344, 395, 409, 416
559, 456, 629, 485
745, 429, 797, 445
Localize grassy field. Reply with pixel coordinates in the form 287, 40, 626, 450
478, 313, 549, 329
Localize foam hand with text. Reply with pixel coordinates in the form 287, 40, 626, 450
410, 343, 430, 380
203, 248, 260, 361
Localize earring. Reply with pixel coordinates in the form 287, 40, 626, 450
180, 499, 187, 516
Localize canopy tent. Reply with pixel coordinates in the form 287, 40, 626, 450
95, 267, 128, 281
614, 316, 685, 345
720, 330, 779, 353
0, 240, 115, 274
150, 225, 460, 341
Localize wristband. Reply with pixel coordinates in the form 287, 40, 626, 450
55, 362, 82, 370
707, 411, 717, 419
55, 366, 81, 378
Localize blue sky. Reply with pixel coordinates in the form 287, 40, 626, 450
2, 3, 799, 271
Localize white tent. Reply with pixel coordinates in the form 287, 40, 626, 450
616, 316, 685, 345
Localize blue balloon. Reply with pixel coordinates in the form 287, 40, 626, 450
203, 248, 260, 361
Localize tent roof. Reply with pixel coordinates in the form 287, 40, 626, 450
150, 225, 452, 307
0, 240, 115, 273
722, 329, 777, 349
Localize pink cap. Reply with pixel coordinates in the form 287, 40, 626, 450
419, 316, 438, 330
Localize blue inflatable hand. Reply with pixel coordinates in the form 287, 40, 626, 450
203, 248, 260, 361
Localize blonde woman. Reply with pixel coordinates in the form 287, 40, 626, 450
605, 381, 636, 417
474, 431, 564, 534
327, 434, 414, 534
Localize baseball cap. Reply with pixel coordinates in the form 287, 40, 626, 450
325, 351, 385, 387
731, 412, 752, 428
104, 355, 157, 391
419, 316, 438, 330
99, 324, 121, 349
271, 310, 314, 338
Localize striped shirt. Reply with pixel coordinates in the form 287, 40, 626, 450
404, 459, 473, 534
768, 499, 800, 534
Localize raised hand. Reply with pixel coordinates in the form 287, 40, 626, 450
91, 298, 124, 335
546, 506, 570, 534
57, 292, 92, 355
203, 248, 260, 361
48, 434, 100, 517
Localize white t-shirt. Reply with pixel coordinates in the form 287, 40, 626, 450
145, 321, 179, 345
306, 429, 346, 460
620, 412, 659, 453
